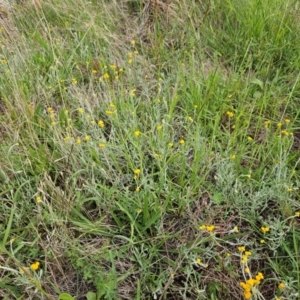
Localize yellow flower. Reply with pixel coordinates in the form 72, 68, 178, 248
98, 120, 105, 128
105, 110, 117, 115
241, 255, 248, 264
134, 130, 141, 137
133, 50, 139, 55
110, 64, 117, 70
131, 40, 136, 45
233, 226, 239, 232
92, 69, 97, 74
278, 282, 285, 289
84, 136, 91, 141
284, 119, 291, 124
109, 103, 116, 108
36, 196, 42, 203
99, 143, 105, 148
30, 262, 40, 271
134, 169, 141, 175
295, 212, 300, 217
51, 121, 56, 126
260, 239, 265, 244
76, 138, 81, 144
63, 136, 70, 142
245, 267, 250, 273
72, 78, 77, 85
179, 139, 185, 145
78, 108, 84, 114
231, 154, 236, 160
246, 174, 251, 179
196, 258, 201, 264
168, 142, 173, 147
287, 188, 293, 192
277, 122, 282, 127
264, 120, 271, 128
247, 136, 253, 141
157, 125, 163, 131
206, 225, 215, 232
128, 59, 132, 64
135, 187, 140, 192
226, 111, 234, 118
238, 246, 245, 252
188, 116, 193, 122
199, 225, 206, 230
261, 226, 270, 233
103, 73, 110, 80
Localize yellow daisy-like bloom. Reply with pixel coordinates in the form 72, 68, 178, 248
295, 212, 300, 217
196, 258, 201, 264
134, 130, 141, 137
99, 143, 105, 148
233, 226, 239, 232
134, 169, 141, 175
36, 196, 42, 203
84, 136, 91, 141
226, 111, 234, 118
78, 108, 84, 114
30, 262, 40, 271
247, 136, 253, 141
157, 125, 163, 131
105, 110, 117, 115
231, 154, 236, 160
238, 246, 245, 252
76, 138, 81, 144
103, 73, 110, 80
168, 142, 173, 147
278, 282, 285, 289
98, 120, 105, 128
284, 119, 291, 124
261, 226, 270, 233
206, 225, 215, 232
260, 239, 265, 244
179, 139, 185, 145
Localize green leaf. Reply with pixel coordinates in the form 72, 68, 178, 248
86, 292, 97, 300
58, 293, 75, 300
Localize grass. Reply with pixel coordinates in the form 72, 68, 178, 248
0, 0, 299, 299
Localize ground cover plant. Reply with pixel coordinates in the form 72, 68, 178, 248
0, 0, 299, 299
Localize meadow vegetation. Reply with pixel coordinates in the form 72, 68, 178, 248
0, 0, 299, 299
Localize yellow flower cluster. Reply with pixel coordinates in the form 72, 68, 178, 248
261, 226, 270, 233
240, 272, 264, 299
30, 261, 40, 271
199, 225, 215, 232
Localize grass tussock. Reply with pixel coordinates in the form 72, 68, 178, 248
0, 0, 300, 299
